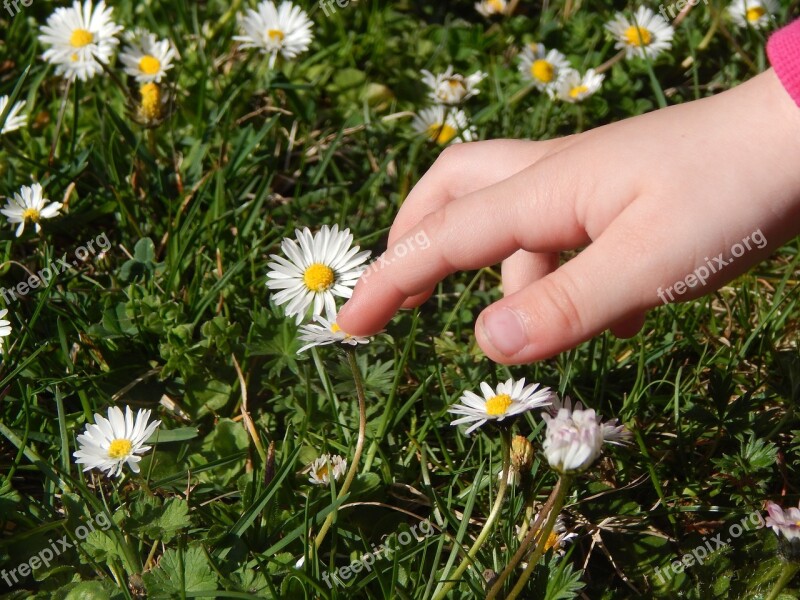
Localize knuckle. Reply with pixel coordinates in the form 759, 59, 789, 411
535, 271, 586, 338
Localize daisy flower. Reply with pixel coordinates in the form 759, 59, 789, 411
413, 106, 475, 145
0, 309, 11, 354
727, 0, 778, 29
297, 315, 371, 354
541, 396, 629, 474
766, 501, 800, 542
73, 406, 161, 478
556, 69, 604, 103
421, 66, 486, 105
234, 0, 313, 69
266, 225, 371, 325
38, 0, 122, 81
0, 96, 27, 136
449, 378, 555, 436
605, 6, 675, 60
518, 511, 578, 556
0, 183, 63, 238
475, 0, 508, 17
518, 44, 571, 96
119, 29, 177, 83
306, 454, 347, 485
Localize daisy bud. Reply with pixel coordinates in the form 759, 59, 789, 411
510, 435, 534, 472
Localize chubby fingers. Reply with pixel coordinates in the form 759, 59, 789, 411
337, 153, 591, 336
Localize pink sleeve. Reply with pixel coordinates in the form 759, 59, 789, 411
768, 19, 800, 107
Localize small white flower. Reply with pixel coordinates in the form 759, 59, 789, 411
0, 96, 27, 135
234, 0, 314, 68
266, 225, 371, 325
605, 6, 675, 60
412, 106, 476, 145
541, 397, 629, 474
475, 0, 508, 17
297, 315, 371, 354
518, 44, 571, 95
766, 501, 800, 541
556, 68, 604, 103
727, 0, 778, 29
119, 29, 177, 83
421, 66, 486, 105
517, 511, 578, 556
38, 0, 122, 81
449, 378, 555, 436
0, 308, 11, 355
73, 406, 161, 478
0, 183, 63, 238
306, 454, 347, 485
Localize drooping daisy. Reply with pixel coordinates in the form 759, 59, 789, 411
412, 106, 475, 145
0, 96, 27, 136
541, 396, 629, 474
766, 501, 800, 541
297, 315, 371, 354
605, 6, 675, 60
475, 0, 508, 17
73, 406, 161, 478
556, 69, 604, 103
38, 0, 122, 81
449, 378, 555, 436
306, 454, 347, 485
119, 29, 177, 83
727, 0, 778, 29
0, 183, 63, 238
421, 66, 486, 106
136, 82, 166, 126
266, 225, 371, 325
518, 44, 571, 96
0, 309, 11, 355
234, 0, 313, 69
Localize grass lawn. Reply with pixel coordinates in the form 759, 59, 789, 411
1, 0, 799, 598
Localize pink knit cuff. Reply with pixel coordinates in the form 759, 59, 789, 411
768, 19, 800, 107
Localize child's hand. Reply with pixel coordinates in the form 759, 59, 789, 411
337, 69, 800, 364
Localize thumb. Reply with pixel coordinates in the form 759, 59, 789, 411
475, 212, 662, 364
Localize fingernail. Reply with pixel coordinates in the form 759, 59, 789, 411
482, 308, 528, 356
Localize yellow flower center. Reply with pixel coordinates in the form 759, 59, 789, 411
488, 0, 504, 12
303, 263, 335, 292
427, 123, 458, 145
316, 463, 329, 479
544, 531, 560, 552
267, 29, 285, 43
70, 28, 93, 48
139, 55, 162, 75
746, 6, 766, 21
108, 439, 132, 459
485, 393, 513, 416
330, 322, 342, 333
139, 82, 162, 121
22, 208, 40, 223
569, 85, 589, 99
624, 25, 652, 47
70, 53, 79, 62
530, 59, 555, 83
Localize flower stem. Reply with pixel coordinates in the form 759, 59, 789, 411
765, 562, 800, 600
432, 429, 512, 600
312, 349, 367, 552
485, 475, 572, 600
505, 475, 573, 600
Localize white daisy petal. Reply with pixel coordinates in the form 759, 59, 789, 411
604, 6, 674, 60
72, 405, 161, 478
234, 0, 313, 67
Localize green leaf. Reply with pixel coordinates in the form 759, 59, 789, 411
143, 545, 218, 594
